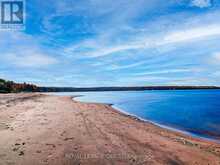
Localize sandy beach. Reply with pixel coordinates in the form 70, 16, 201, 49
0, 93, 220, 165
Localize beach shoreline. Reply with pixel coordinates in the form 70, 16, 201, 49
0, 93, 220, 165
73, 94, 220, 143
111, 104, 220, 144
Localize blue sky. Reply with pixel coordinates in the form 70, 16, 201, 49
1, 0, 220, 87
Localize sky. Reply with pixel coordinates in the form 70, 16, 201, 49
1, 0, 220, 87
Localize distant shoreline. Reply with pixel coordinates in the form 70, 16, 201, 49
1, 78, 220, 93
38, 86, 220, 92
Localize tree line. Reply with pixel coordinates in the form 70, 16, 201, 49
0, 79, 38, 93
1, 78, 220, 93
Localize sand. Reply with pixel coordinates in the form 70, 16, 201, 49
0, 93, 220, 165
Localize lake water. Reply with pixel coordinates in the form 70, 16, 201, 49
53, 90, 220, 142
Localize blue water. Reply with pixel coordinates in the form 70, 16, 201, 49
53, 90, 220, 142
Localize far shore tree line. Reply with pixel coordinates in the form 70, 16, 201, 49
1, 78, 220, 93
0, 79, 38, 93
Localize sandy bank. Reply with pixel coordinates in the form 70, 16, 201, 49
0, 93, 219, 165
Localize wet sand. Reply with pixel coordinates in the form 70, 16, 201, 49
0, 93, 220, 165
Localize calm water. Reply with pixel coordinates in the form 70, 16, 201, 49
53, 90, 220, 141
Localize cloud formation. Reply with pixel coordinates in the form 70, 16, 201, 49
191, 0, 212, 8
5, 53, 58, 68
0, 0, 220, 86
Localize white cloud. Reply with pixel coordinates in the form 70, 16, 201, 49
64, 23, 220, 58
5, 52, 58, 68
213, 52, 220, 60
133, 69, 196, 76
0, 31, 59, 68
89, 44, 143, 57
211, 52, 220, 64
162, 24, 220, 44
191, 0, 212, 8
166, 78, 211, 85
105, 61, 148, 71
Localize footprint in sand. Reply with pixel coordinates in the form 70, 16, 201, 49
12, 147, 25, 156
36, 150, 42, 153
18, 151, 24, 156
64, 137, 74, 141
46, 143, 56, 149
12, 142, 26, 156
0, 123, 10, 130
12, 147, 19, 152
0, 153, 7, 158
6, 161, 15, 165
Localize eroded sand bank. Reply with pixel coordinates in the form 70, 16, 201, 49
0, 93, 220, 165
